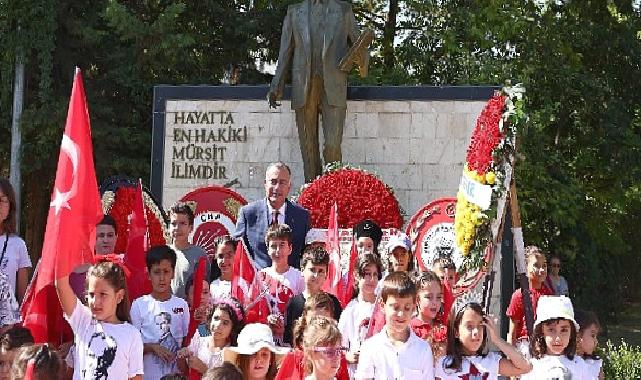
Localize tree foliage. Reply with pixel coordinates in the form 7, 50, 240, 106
1, 0, 640, 321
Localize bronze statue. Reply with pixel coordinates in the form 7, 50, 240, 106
268, 0, 371, 182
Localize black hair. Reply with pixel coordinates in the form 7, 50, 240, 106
203, 362, 243, 380
575, 309, 601, 332
530, 318, 577, 359
575, 309, 601, 359
170, 202, 195, 225
146, 245, 178, 271
87, 261, 131, 322
210, 235, 238, 281
352, 253, 382, 299
97, 214, 118, 230
160, 374, 187, 380
300, 246, 330, 269
0, 326, 34, 351
206, 298, 245, 346
265, 223, 293, 245
10, 344, 62, 380
0, 178, 17, 234
445, 302, 488, 371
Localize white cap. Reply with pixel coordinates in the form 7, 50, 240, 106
386, 232, 411, 253
534, 295, 579, 330
223, 324, 290, 364
305, 228, 327, 244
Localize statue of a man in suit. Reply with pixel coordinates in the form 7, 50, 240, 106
268, 0, 370, 182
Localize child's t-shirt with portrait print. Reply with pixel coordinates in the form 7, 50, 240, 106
130, 294, 190, 379
435, 351, 501, 380
521, 355, 586, 380
66, 299, 144, 379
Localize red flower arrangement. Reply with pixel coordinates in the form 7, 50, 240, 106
105, 186, 168, 253
455, 85, 525, 269
465, 94, 506, 175
297, 167, 403, 229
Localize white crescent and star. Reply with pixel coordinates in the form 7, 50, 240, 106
50, 134, 80, 215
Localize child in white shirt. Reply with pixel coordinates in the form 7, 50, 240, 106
131, 245, 190, 379
355, 272, 434, 380
575, 309, 604, 380
521, 296, 588, 380
338, 254, 382, 377
210, 236, 243, 299
260, 224, 304, 345
177, 297, 245, 376
56, 261, 144, 379
435, 300, 531, 379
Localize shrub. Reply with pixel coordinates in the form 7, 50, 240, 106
602, 340, 641, 379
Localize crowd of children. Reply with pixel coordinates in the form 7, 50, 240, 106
0, 175, 604, 380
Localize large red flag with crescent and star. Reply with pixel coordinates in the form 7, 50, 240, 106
123, 179, 152, 301
21, 68, 103, 345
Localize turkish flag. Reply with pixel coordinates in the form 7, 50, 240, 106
21, 69, 103, 345
232, 240, 271, 324
124, 179, 152, 301
184, 256, 207, 348
441, 278, 455, 326
323, 202, 341, 292
333, 240, 357, 308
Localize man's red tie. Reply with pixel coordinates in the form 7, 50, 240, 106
271, 210, 279, 226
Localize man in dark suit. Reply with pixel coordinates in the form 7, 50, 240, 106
234, 162, 310, 269
268, 0, 369, 182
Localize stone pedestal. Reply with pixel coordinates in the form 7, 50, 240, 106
151, 85, 497, 217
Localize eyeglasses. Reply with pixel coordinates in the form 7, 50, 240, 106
310, 346, 346, 358
550, 264, 560, 268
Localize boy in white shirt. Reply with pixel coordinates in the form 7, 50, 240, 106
355, 271, 435, 380
131, 245, 190, 379
260, 223, 304, 345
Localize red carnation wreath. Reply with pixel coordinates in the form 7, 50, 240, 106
455, 85, 525, 270
466, 94, 506, 176
297, 166, 403, 229
102, 185, 168, 253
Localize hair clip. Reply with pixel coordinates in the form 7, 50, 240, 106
213, 297, 244, 322
453, 291, 484, 316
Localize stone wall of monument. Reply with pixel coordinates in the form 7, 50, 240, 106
152, 86, 492, 222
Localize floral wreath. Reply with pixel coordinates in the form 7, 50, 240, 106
454, 85, 526, 271
296, 163, 403, 229
100, 178, 169, 253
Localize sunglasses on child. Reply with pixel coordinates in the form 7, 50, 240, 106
310, 346, 347, 358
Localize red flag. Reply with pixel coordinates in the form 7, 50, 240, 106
19, 263, 73, 346
334, 240, 357, 308
323, 202, 341, 292
441, 279, 455, 326
365, 295, 385, 339
123, 179, 152, 301
21, 69, 103, 344
184, 256, 207, 348
232, 240, 271, 323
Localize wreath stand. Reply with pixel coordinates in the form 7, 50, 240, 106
482, 158, 535, 339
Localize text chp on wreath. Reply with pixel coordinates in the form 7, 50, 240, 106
170, 111, 248, 180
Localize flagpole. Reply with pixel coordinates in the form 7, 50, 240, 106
10, 34, 25, 232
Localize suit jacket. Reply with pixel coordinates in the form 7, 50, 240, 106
270, 0, 362, 109
234, 199, 310, 270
